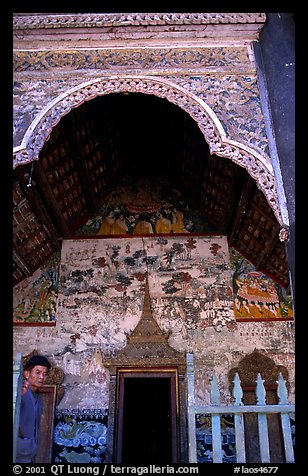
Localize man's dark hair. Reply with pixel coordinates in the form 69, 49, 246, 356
24, 355, 51, 371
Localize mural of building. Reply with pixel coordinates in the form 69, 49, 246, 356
13, 13, 295, 464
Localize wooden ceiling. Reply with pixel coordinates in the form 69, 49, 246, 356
13, 92, 290, 289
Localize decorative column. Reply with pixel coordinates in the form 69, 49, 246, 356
186, 353, 197, 463
13, 352, 23, 462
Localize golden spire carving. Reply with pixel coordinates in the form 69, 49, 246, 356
127, 274, 169, 344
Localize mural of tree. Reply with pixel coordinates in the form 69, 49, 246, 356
132, 249, 146, 262
185, 237, 197, 260
110, 245, 121, 265
114, 274, 133, 299
133, 272, 147, 282
162, 280, 180, 295
143, 255, 158, 267
210, 243, 222, 256
156, 237, 168, 251
162, 248, 175, 268
170, 242, 186, 260
123, 257, 137, 271
92, 256, 108, 268
162, 271, 193, 296
173, 272, 193, 294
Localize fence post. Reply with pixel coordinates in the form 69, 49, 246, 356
13, 352, 23, 462
256, 373, 270, 463
233, 372, 246, 463
277, 373, 294, 463
210, 375, 223, 463
186, 353, 197, 463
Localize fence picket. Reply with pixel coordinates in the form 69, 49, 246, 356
186, 355, 294, 464
210, 376, 223, 463
233, 373, 246, 463
233, 372, 243, 405
256, 373, 270, 463
186, 353, 197, 463
277, 372, 288, 405
277, 373, 294, 463
13, 352, 23, 462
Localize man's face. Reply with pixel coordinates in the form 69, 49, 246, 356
24, 365, 49, 392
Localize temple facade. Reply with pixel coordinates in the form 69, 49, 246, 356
13, 13, 295, 464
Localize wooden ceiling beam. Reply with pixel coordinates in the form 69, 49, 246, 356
228, 174, 255, 246
15, 241, 52, 263
220, 167, 246, 234
13, 249, 32, 277
67, 113, 99, 212
14, 166, 60, 249
33, 161, 70, 237
255, 230, 280, 270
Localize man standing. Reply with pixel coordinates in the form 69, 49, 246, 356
16, 355, 51, 463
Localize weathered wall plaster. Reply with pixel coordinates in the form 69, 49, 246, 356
13, 236, 295, 410
12, 14, 294, 464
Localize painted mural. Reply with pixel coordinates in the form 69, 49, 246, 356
58, 349, 110, 409
147, 236, 234, 335
58, 235, 234, 356
13, 251, 60, 324
53, 409, 108, 463
76, 175, 217, 236
12, 236, 293, 327
229, 248, 293, 320
52, 349, 110, 463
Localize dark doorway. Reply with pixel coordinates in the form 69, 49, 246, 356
116, 371, 178, 463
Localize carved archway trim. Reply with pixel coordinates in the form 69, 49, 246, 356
13, 13, 266, 30
13, 74, 286, 229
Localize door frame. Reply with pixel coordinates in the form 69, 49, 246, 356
114, 367, 179, 463
36, 385, 57, 463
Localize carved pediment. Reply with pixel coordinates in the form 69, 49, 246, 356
228, 349, 289, 390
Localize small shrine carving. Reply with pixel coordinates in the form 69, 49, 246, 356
228, 349, 289, 390
104, 274, 187, 462
105, 275, 186, 373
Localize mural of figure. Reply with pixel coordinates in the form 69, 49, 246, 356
172, 300, 189, 338
155, 213, 172, 233
97, 212, 115, 235
133, 214, 154, 234
113, 215, 128, 234
171, 209, 188, 233
39, 278, 52, 307
23, 292, 33, 313
83, 350, 108, 383
63, 352, 81, 376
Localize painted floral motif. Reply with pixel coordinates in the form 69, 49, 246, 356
175, 75, 270, 158
13, 47, 251, 73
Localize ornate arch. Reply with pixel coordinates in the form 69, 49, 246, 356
12, 74, 287, 229
227, 349, 289, 390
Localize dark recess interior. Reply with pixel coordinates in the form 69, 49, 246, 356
121, 377, 172, 464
